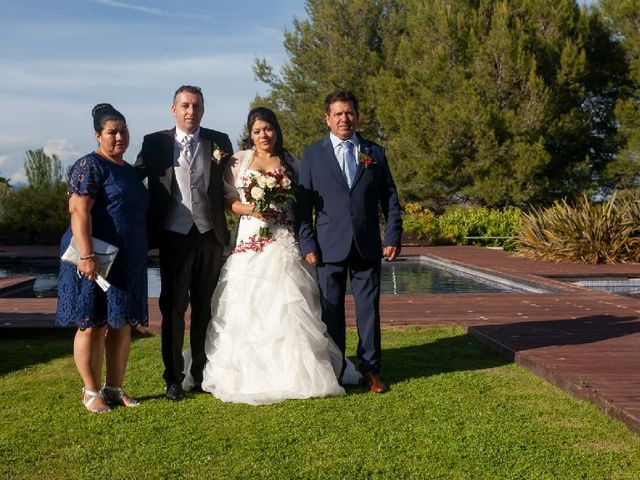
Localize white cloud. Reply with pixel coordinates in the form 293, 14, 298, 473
9, 168, 26, 185
0, 132, 44, 149
0, 53, 281, 94
44, 139, 81, 162
0, 52, 277, 181
93, 0, 168, 16
0, 0, 301, 186
92, 0, 213, 20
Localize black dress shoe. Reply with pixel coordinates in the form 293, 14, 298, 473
190, 384, 205, 393
165, 382, 185, 401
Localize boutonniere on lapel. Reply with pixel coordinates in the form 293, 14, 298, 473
212, 143, 227, 164
358, 147, 375, 168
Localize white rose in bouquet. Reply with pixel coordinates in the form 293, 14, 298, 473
265, 176, 277, 189
241, 169, 297, 238
251, 186, 265, 200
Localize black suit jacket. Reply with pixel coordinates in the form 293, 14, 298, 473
134, 127, 233, 249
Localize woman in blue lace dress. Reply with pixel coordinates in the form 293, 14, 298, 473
56, 103, 149, 413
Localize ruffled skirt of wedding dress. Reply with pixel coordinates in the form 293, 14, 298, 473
183, 229, 358, 405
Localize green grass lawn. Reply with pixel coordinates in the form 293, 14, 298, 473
2, 326, 639, 479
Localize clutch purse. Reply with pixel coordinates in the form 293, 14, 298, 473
61, 236, 119, 292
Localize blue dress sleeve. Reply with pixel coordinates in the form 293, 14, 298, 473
68, 155, 102, 198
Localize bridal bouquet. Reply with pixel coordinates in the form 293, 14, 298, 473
242, 169, 296, 237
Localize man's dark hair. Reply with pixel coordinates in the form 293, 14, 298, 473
173, 85, 204, 104
324, 90, 359, 114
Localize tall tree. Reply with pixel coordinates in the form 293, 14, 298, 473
0, 177, 10, 220
600, 0, 640, 187
252, 0, 402, 155
376, 0, 625, 207
254, 0, 629, 207
24, 148, 63, 190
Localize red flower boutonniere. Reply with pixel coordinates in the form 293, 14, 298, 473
212, 143, 227, 164
358, 148, 375, 168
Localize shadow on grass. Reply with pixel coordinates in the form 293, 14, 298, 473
347, 331, 509, 392
0, 328, 508, 389
126, 393, 167, 402
0, 325, 154, 377
0, 329, 74, 376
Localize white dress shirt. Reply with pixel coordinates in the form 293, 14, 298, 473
329, 132, 360, 183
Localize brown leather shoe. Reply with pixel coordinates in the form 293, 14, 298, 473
361, 372, 388, 393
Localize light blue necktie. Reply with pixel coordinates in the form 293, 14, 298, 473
342, 140, 357, 187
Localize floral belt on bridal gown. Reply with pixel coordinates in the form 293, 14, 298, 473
231, 209, 294, 255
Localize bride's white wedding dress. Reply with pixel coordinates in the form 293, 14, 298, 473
183, 149, 359, 405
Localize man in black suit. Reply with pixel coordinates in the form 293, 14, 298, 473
135, 85, 233, 401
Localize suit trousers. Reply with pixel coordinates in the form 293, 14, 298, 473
158, 226, 224, 385
316, 243, 382, 375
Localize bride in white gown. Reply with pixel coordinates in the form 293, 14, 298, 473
183, 107, 359, 405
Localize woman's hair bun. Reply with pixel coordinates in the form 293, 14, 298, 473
91, 103, 125, 132
92, 103, 115, 118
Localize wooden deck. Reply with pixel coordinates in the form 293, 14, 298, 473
2, 245, 640, 434
0, 276, 36, 298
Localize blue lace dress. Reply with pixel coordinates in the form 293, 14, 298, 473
56, 152, 149, 330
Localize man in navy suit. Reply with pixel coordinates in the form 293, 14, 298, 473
297, 90, 402, 393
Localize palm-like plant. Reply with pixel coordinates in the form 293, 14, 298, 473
515, 192, 640, 264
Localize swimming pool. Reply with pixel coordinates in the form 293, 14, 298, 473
558, 276, 640, 298
0, 256, 543, 297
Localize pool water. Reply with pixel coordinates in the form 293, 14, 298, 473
379, 258, 507, 295
0, 257, 511, 298
559, 277, 640, 298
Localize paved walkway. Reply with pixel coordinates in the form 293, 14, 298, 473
1, 245, 640, 434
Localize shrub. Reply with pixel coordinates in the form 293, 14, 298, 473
514, 192, 640, 264
428, 206, 522, 248
402, 202, 435, 239
0, 184, 69, 244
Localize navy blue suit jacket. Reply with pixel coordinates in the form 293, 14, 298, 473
297, 134, 402, 263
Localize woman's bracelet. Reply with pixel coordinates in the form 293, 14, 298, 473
79, 253, 95, 260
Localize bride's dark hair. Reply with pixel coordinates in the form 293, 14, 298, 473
242, 106, 296, 179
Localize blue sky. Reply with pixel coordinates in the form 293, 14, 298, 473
0, 0, 306, 184
0, 0, 596, 184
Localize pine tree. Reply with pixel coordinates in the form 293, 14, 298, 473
254, 0, 628, 207
252, 0, 402, 155
376, 0, 624, 207
600, 0, 640, 187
